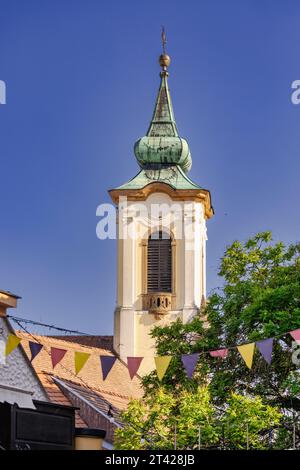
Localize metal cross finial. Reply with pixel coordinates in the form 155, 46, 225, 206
159, 26, 170, 73
161, 26, 166, 54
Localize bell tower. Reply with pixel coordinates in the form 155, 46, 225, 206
109, 34, 213, 374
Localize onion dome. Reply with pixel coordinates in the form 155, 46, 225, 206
134, 51, 192, 174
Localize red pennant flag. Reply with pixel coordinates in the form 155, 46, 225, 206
290, 329, 300, 342
209, 348, 228, 359
127, 357, 143, 379
51, 347, 67, 368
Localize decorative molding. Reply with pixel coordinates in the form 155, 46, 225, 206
109, 182, 214, 219
142, 292, 175, 314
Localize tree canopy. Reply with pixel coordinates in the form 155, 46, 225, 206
116, 232, 300, 449
115, 387, 281, 450
143, 232, 300, 410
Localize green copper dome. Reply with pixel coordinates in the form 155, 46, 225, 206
134, 69, 192, 174
110, 42, 214, 220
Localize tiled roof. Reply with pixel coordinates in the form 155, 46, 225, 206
48, 335, 113, 350
53, 377, 124, 427
38, 372, 87, 428
16, 331, 142, 440
17, 331, 142, 399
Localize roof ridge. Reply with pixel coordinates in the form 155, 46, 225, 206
40, 372, 137, 401
49, 334, 113, 338
16, 330, 113, 354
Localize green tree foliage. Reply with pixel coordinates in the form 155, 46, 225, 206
222, 393, 281, 449
115, 387, 281, 450
116, 232, 300, 449
142, 232, 300, 415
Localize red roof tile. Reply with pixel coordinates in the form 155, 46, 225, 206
48, 335, 113, 350
16, 331, 142, 441
17, 331, 142, 400
38, 372, 87, 428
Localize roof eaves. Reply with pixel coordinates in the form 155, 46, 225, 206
0, 289, 22, 299
52, 376, 123, 429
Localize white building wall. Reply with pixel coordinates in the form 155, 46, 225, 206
0, 317, 48, 402
114, 192, 208, 373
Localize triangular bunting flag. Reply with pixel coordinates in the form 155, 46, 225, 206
100, 355, 117, 380
75, 351, 90, 375
181, 353, 199, 378
155, 356, 172, 381
237, 343, 255, 369
127, 357, 143, 379
5, 334, 21, 356
51, 347, 67, 368
209, 349, 228, 359
29, 341, 43, 362
290, 329, 300, 342
256, 338, 273, 365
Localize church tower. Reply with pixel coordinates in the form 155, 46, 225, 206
109, 37, 213, 374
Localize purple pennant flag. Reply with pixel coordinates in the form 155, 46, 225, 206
100, 355, 117, 380
256, 338, 273, 365
181, 353, 200, 379
29, 341, 43, 362
127, 357, 143, 379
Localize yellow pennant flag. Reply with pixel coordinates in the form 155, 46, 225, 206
155, 356, 172, 381
237, 343, 255, 369
5, 334, 21, 356
74, 351, 90, 375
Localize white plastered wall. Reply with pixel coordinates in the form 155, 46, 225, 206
113, 192, 207, 374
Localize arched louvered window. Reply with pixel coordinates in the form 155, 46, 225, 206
147, 231, 172, 293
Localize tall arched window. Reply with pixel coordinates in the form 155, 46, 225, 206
147, 231, 172, 293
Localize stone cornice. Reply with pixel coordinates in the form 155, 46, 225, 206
108, 182, 214, 219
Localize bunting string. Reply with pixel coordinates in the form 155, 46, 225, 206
8, 318, 125, 415
3, 315, 300, 381
7, 314, 91, 336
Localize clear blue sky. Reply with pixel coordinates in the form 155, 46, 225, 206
0, 0, 299, 335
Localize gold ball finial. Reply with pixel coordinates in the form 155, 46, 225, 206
159, 54, 171, 69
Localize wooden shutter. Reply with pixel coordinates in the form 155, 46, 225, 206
147, 232, 172, 293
